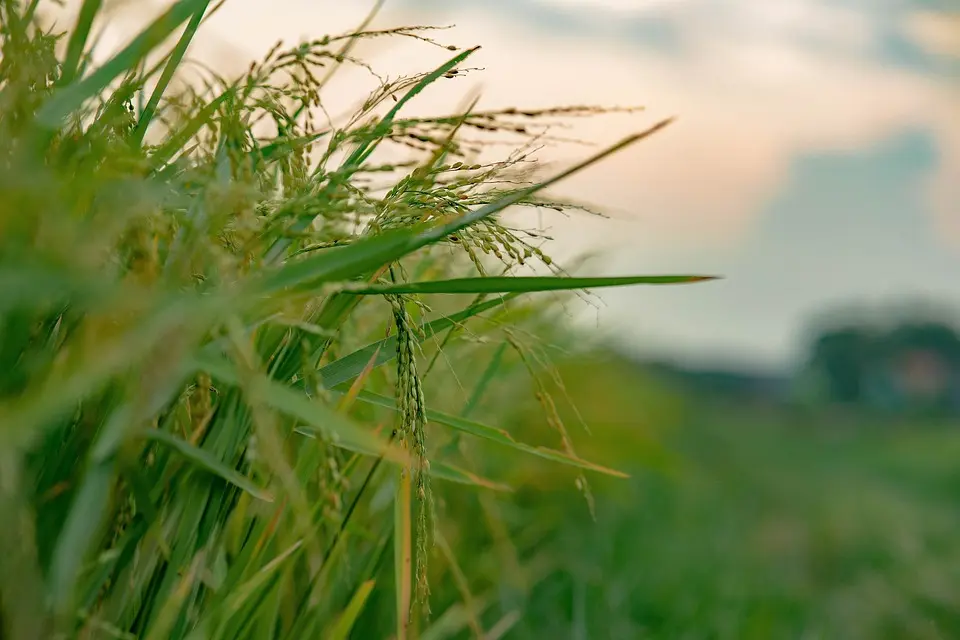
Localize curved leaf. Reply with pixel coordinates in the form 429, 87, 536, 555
344, 274, 718, 296
143, 429, 272, 501
349, 390, 629, 479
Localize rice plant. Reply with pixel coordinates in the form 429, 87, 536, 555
0, 1, 713, 638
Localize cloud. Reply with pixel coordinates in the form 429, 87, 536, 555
904, 11, 960, 59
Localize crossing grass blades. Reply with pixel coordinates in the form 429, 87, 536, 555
0, 1, 715, 638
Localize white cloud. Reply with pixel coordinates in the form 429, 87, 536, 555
534, 0, 687, 14
905, 11, 960, 59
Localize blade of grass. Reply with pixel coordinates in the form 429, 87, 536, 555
291, 426, 508, 490
142, 552, 204, 640
0, 292, 224, 450
349, 46, 479, 168
427, 461, 512, 492
350, 389, 629, 478
461, 342, 507, 419
142, 429, 272, 501
0, 451, 50, 640
59, 0, 104, 86
149, 86, 234, 171
221, 540, 303, 617
131, 0, 211, 145
258, 120, 674, 293
37, 0, 212, 127
326, 579, 376, 640
434, 531, 484, 640
315, 294, 516, 389
48, 460, 114, 617
395, 467, 413, 640
336, 346, 381, 414
263, 46, 480, 264
190, 351, 408, 464
345, 274, 718, 296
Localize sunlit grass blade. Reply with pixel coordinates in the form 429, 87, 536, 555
149, 87, 234, 170
326, 579, 376, 640
37, 0, 212, 127
191, 352, 408, 464
48, 461, 114, 616
346, 47, 480, 169
349, 390, 629, 478
316, 294, 516, 389
262, 46, 480, 263
336, 346, 381, 414
462, 342, 507, 418
258, 121, 673, 293
428, 461, 512, 492
0, 452, 49, 640
59, 0, 103, 86
132, 0, 211, 145
395, 467, 413, 640
346, 274, 718, 296
142, 429, 272, 501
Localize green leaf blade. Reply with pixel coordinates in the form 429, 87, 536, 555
344, 274, 719, 296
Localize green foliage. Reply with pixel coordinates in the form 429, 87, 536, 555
496, 355, 960, 639
0, 2, 708, 638
802, 311, 960, 414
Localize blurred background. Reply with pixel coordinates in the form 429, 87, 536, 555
72, 0, 960, 636
108, 0, 960, 370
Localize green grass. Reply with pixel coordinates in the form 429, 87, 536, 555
0, 2, 711, 639
12, 3, 947, 638
494, 355, 960, 639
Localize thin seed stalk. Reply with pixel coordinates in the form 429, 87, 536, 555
388, 293, 434, 615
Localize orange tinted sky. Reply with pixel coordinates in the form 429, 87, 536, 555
54, 0, 960, 368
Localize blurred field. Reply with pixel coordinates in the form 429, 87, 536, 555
3, 3, 958, 639
495, 354, 960, 639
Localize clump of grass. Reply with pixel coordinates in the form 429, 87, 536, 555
0, 1, 713, 638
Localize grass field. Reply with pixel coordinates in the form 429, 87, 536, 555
3, 2, 957, 639
0, 2, 704, 638
497, 356, 960, 639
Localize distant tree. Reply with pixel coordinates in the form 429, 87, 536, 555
806, 325, 876, 404
801, 310, 960, 413
883, 322, 960, 366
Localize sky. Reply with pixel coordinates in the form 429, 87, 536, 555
66, 0, 960, 371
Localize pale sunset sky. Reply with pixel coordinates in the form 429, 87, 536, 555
63, 0, 960, 370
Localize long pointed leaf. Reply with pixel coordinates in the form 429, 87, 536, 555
258, 120, 674, 293
38, 0, 211, 126
428, 461, 512, 492
132, 0, 211, 145
349, 390, 629, 478
395, 468, 412, 640
316, 294, 516, 389
462, 342, 507, 419
327, 580, 376, 640
59, 0, 103, 86
263, 46, 480, 263
142, 429, 272, 501
348, 47, 479, 169
345, 274, 717, 296
190, 352, 408, 464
